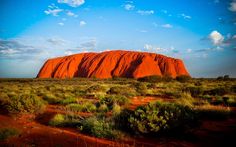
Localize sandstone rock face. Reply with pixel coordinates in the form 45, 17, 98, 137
37, 50, 190, 79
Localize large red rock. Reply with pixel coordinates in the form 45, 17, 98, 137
37, 50, 190, 79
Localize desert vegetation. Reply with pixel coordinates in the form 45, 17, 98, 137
0, 76, 236, 146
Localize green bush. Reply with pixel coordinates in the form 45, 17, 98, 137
129, 102, 196, 134
79, 116, 117, 139
86, 85, 107, 94
5, 94, 45, 114
176, 75, 191, 83
0, 128, 20, 141
108, 86, 137, 97
204, 87, 229, 96
137, 75, 162, 83
135, 82, 148, 96
101, 95, 130, 106
184, 86, 204, 97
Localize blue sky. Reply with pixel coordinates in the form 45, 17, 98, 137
0, 0, 236, 78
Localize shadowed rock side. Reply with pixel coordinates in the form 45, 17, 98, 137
37, 50, 190, 79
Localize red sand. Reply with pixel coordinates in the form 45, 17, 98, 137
37, 50, 190, 79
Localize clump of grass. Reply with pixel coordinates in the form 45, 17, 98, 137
195, 105, 231, 120
112, 103, 121, 116
49, 114, 82, 127
66, 102, 96, 112
97, 103, 109, 113
108, 86, 137, 97
0, 128, 20, 141
5, 94, 45, 114
176, 92, 196, 107
60, 97, 77, 105
49, 114, 65, 126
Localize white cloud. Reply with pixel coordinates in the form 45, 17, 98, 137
58, 0, 85, 7
66, 11, 78, 17
44, 8, 63, 16
80, 21, 86, 26
0, 48, 20, 55
161, 24, 173, 28
144, 44, 179, 54
65, 51, 73, 55
124, 4, 135, 10
58, 22, 64, 26
140, 30, 148, 33
186, 48, 192, 53
47, 37, 67, 45
137, 10, 154, 15
180, 13, 191, 19
229, 1, 236, 12
209, 30, 224, 45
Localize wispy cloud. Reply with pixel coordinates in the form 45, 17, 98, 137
179, 13, 191, 19
47, 37, 67, 45
66, 10, 78, 17
80, 20, 86, 26
44, 4, 63, 16
65, 38, 97, 54
161, 24, 173, 28
124, 4, 135, 11
58, 22, 64, 26
57, 0, 85, 7
0, 39, 46, 60
229, 1, 236, 12
143, 44, 178, 54
137, 10, 154, 15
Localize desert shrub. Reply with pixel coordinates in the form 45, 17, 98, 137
86, 85, 107, 94
60, 97, 77, 105
49, 114, 82, 127
5, 94, 45, 114
66, 102, 96, 112
97, 103, 109, 113
99, 95, 130, 108
162, 75, 173, 82
112, 103, 121, 116
163, 90, 182, 98
79, 116, 117, 139
42, 93, 61, 104
0, 128, 20, 141
204, 87, 229, 96
210, 96, 224, 105
108, 86, 137, 97
113, 109, 134, 131
176, 75, 191, 83
138, 75, 162, 83
176, 92, 195, 107
227, 97, 236, 106
184, 86, 204, 97
129, 102, 196, 134
135, 82, 149, 96
230, 85, 236, 93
